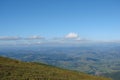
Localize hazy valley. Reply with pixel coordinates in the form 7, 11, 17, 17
0, 43, 120, 80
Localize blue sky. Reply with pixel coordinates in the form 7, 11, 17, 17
0, 0, 120, 45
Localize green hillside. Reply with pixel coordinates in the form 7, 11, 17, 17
0, 56, 111, 80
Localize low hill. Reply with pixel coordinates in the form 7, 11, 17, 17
102, 71, 120, 80
0, 56, 111, 80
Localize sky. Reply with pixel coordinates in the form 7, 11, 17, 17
0, 0, 120, 45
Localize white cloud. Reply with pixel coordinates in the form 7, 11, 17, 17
65, 33, 79, 39
65, 32, 79, 39
26, 35, 44, 40
0, 36, 21, 40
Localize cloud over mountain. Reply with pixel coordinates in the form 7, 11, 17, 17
25, 35, 44, 40
0, 33, 87, 45
0, 36, 21, 40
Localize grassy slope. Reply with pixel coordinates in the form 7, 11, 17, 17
0, 56, 111, 80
